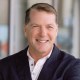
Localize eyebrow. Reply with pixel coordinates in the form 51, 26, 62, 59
30, 23, 40, 26
30, 23, 54, 26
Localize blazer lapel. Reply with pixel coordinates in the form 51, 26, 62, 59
15, 47, 32, 80
38, 45, 60, 80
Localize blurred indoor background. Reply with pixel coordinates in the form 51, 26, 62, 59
0, 0, 80, 59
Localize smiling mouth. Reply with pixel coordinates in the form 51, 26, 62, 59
36, 39, 49, 43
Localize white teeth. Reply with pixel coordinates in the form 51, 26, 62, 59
36, 39, 48, 43
39, 41, 46, 43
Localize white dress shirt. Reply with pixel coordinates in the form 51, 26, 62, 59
27, 49, 52, 80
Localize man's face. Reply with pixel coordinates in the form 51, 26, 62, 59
24, 9, 58, 54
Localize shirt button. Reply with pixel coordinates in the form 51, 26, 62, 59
32, 72, 35, 75
31, 64, 34, 66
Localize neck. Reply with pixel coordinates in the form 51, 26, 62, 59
28, 47, 53, 63
29, 51, 47, 63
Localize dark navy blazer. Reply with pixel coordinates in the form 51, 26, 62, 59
0, 45, 80, 80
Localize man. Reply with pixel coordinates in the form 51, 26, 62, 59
0, 3, 80, 80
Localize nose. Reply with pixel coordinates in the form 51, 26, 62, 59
39, 27, 47, 37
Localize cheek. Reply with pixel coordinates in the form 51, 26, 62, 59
50, 31, 57, 39
27, 31, 36, 40
31, 29, 39, 37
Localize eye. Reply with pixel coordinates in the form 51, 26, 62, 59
47, 26, 54, 29
33, 26, 39, 27
32, 25, 40, 29
31, 25, 39, 28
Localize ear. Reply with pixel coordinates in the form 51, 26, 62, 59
56, 24, 58, 36
24, 25, 28, 38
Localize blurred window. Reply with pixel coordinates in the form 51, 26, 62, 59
0, 0, 9, 59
